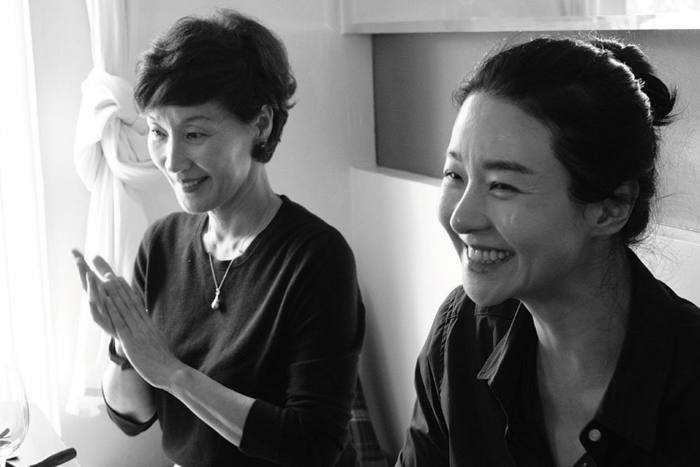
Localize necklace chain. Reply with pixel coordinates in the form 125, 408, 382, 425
208, 252, 236, 310
205, 198, 280, 310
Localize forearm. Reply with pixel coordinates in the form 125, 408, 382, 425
166, 365, 254, 446
102, 357, 156, 423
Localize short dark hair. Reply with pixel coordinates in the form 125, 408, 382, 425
454, 36, 676, 245
134, 9, 297, 163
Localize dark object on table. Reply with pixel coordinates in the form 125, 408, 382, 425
7, 447, 77, 467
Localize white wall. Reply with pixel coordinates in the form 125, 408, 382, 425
350, 168, 461, 453
28, 0, 374, 465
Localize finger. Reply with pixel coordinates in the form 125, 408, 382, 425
91, 255, 116, 280
88, 299, 115, 336
104, 294, 129, 333
86, 270, 103, 308
118, 277, 149, 320
101, 275, 148, 326
90, 261, 137, 327
71, 248, 85, 261
99, 281, 134, 333
87, 271, 116, 334
71, 250, 89, 291
104, 282, 135, 328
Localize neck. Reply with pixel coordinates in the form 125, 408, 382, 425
524, 243, 631, 386
204, 165, 281, 259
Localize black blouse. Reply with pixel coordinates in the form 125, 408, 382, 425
396, 250, 700, 467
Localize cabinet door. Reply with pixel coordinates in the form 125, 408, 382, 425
340, 0, 700, 33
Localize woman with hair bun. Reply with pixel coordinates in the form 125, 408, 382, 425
397, 36, 700, 466
72, 10, 364, 467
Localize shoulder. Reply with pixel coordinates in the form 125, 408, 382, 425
421, 287, 470, 364
631, 256, 700, 410
275, 196, 354, 261
653, 284, 700, 453
629, 249, 700, 345
139, 211, 203, 253
433, 287, 470, 337
661, 282, 700, 366
149, 210, 201, 235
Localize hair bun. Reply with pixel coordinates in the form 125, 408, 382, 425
590, 38, 677, 126
637, 72, 677, 126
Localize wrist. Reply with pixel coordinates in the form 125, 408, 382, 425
165, 362, 190, 394
108, 338, 132, 370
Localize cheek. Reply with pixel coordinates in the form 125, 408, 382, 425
147, 143, 164, 168
500, 199, 585, 260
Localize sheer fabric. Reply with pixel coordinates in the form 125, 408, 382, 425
68, 0, 166, 415
0, 0, 59, 428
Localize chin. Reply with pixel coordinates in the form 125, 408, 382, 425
176, 195, 210, 214
462, 283, 511, 307
461, 267, 510, 306
459, 252, 517, 307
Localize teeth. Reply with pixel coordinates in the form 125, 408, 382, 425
180, 178, 204, 189
467, 246, 512, 264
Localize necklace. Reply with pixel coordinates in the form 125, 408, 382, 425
207, 252, 237, 310
205, 198, 281, 310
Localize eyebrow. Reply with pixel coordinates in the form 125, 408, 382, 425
482, 159, 535, 175
183, 115, 219, 123
446, 151, 536, 175
146, 114, 220, 124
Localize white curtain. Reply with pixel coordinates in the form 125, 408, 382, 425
0, 0, 60, 428
68, 0, 164, 415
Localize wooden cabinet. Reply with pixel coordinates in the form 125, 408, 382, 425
340, 0, 700, 33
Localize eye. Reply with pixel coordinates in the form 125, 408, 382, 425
443, 170, 462, 181
149, 127, 166, 140
185, 131, 207, 141
489, 181, 519, 194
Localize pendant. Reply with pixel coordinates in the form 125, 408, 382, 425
211, 289, 221, 310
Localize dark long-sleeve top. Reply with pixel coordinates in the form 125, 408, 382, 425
105, 195, 365, 467
396, 249, 700, 467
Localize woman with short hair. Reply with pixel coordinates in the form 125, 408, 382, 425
73, 10, 364, 467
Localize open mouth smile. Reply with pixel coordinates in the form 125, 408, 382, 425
466, 246, 514, 265
177, 176, 208, 193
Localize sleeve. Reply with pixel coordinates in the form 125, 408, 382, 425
101, 222, 159, 436
395, 290, 460, 467
104, 393, 157, 436
239, 230, 365, 467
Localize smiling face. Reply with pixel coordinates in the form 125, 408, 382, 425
439, 93, 597, 306
146, 101, 258, 214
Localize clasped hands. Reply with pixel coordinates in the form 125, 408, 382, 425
71, 250, 180, 389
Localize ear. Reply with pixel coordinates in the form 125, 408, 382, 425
584, 180, 639, 237
253, 105, 273, 144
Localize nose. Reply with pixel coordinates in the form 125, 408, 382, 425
449, 183, 490, 234
163, 137, 191, 174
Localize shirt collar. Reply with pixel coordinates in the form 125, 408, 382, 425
476, 301, 533, 410
476, 249, 677, 452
